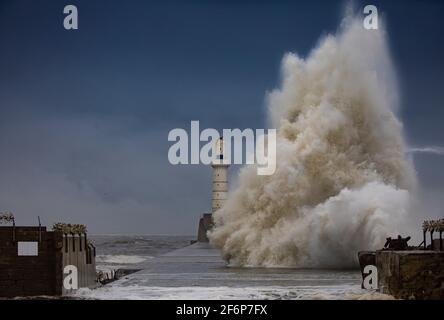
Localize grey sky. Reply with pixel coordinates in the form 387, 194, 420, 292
0, 0, 443, 234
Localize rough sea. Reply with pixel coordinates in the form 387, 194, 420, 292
71, 235, 391, 300
92, 235, 192, 270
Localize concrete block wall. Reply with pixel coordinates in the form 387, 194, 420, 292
0, 227, 63, 297
376, 250, 444, 299
0, 226, 97, 298
61, 234, 97, 295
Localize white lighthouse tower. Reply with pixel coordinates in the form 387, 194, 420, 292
211, 138, 229, 213
196, 138, 230, 242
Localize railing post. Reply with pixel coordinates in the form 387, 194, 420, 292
430, 231, 434, 250
440, 231, 443, 251
64, 233, 68, 253
38, 216, 42, 243
12, 218, 16, 242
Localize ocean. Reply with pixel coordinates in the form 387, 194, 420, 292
71, 235, 391, 300
91, 234, 193, 270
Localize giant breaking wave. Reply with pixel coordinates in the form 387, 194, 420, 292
208, 16, 416, 268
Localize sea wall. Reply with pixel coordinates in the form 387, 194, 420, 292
0, 227, 63, 297
0, 226, 97, 298
358, 251, 376, 288
376, 250, 444, 299
61, 234, 97, 295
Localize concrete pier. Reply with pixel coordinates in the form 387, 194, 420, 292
111, 243, 360, 287
74, 243, 366, 300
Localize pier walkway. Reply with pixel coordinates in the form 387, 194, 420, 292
75, 243, 366, 299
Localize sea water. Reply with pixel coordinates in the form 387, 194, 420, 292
73, 235, 391, 300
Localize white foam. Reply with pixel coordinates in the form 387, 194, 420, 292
96, 255, 150, 264
73, 284, 392, 300
209, 13, 416, 268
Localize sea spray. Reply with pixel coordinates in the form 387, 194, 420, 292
208, 16, 416, 268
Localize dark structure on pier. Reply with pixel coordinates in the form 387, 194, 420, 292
0, 220, 97, 298
197, 213, 213, 242
383, 235, 411, 250
358, 219, 444, 300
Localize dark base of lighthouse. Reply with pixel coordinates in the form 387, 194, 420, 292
197, 213, 213, 242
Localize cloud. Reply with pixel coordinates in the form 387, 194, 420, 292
0, 113, 211, 234
407, 146, 444, 156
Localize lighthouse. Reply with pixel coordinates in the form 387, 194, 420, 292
196, 138, 229, 242
211, 138, 229, 213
